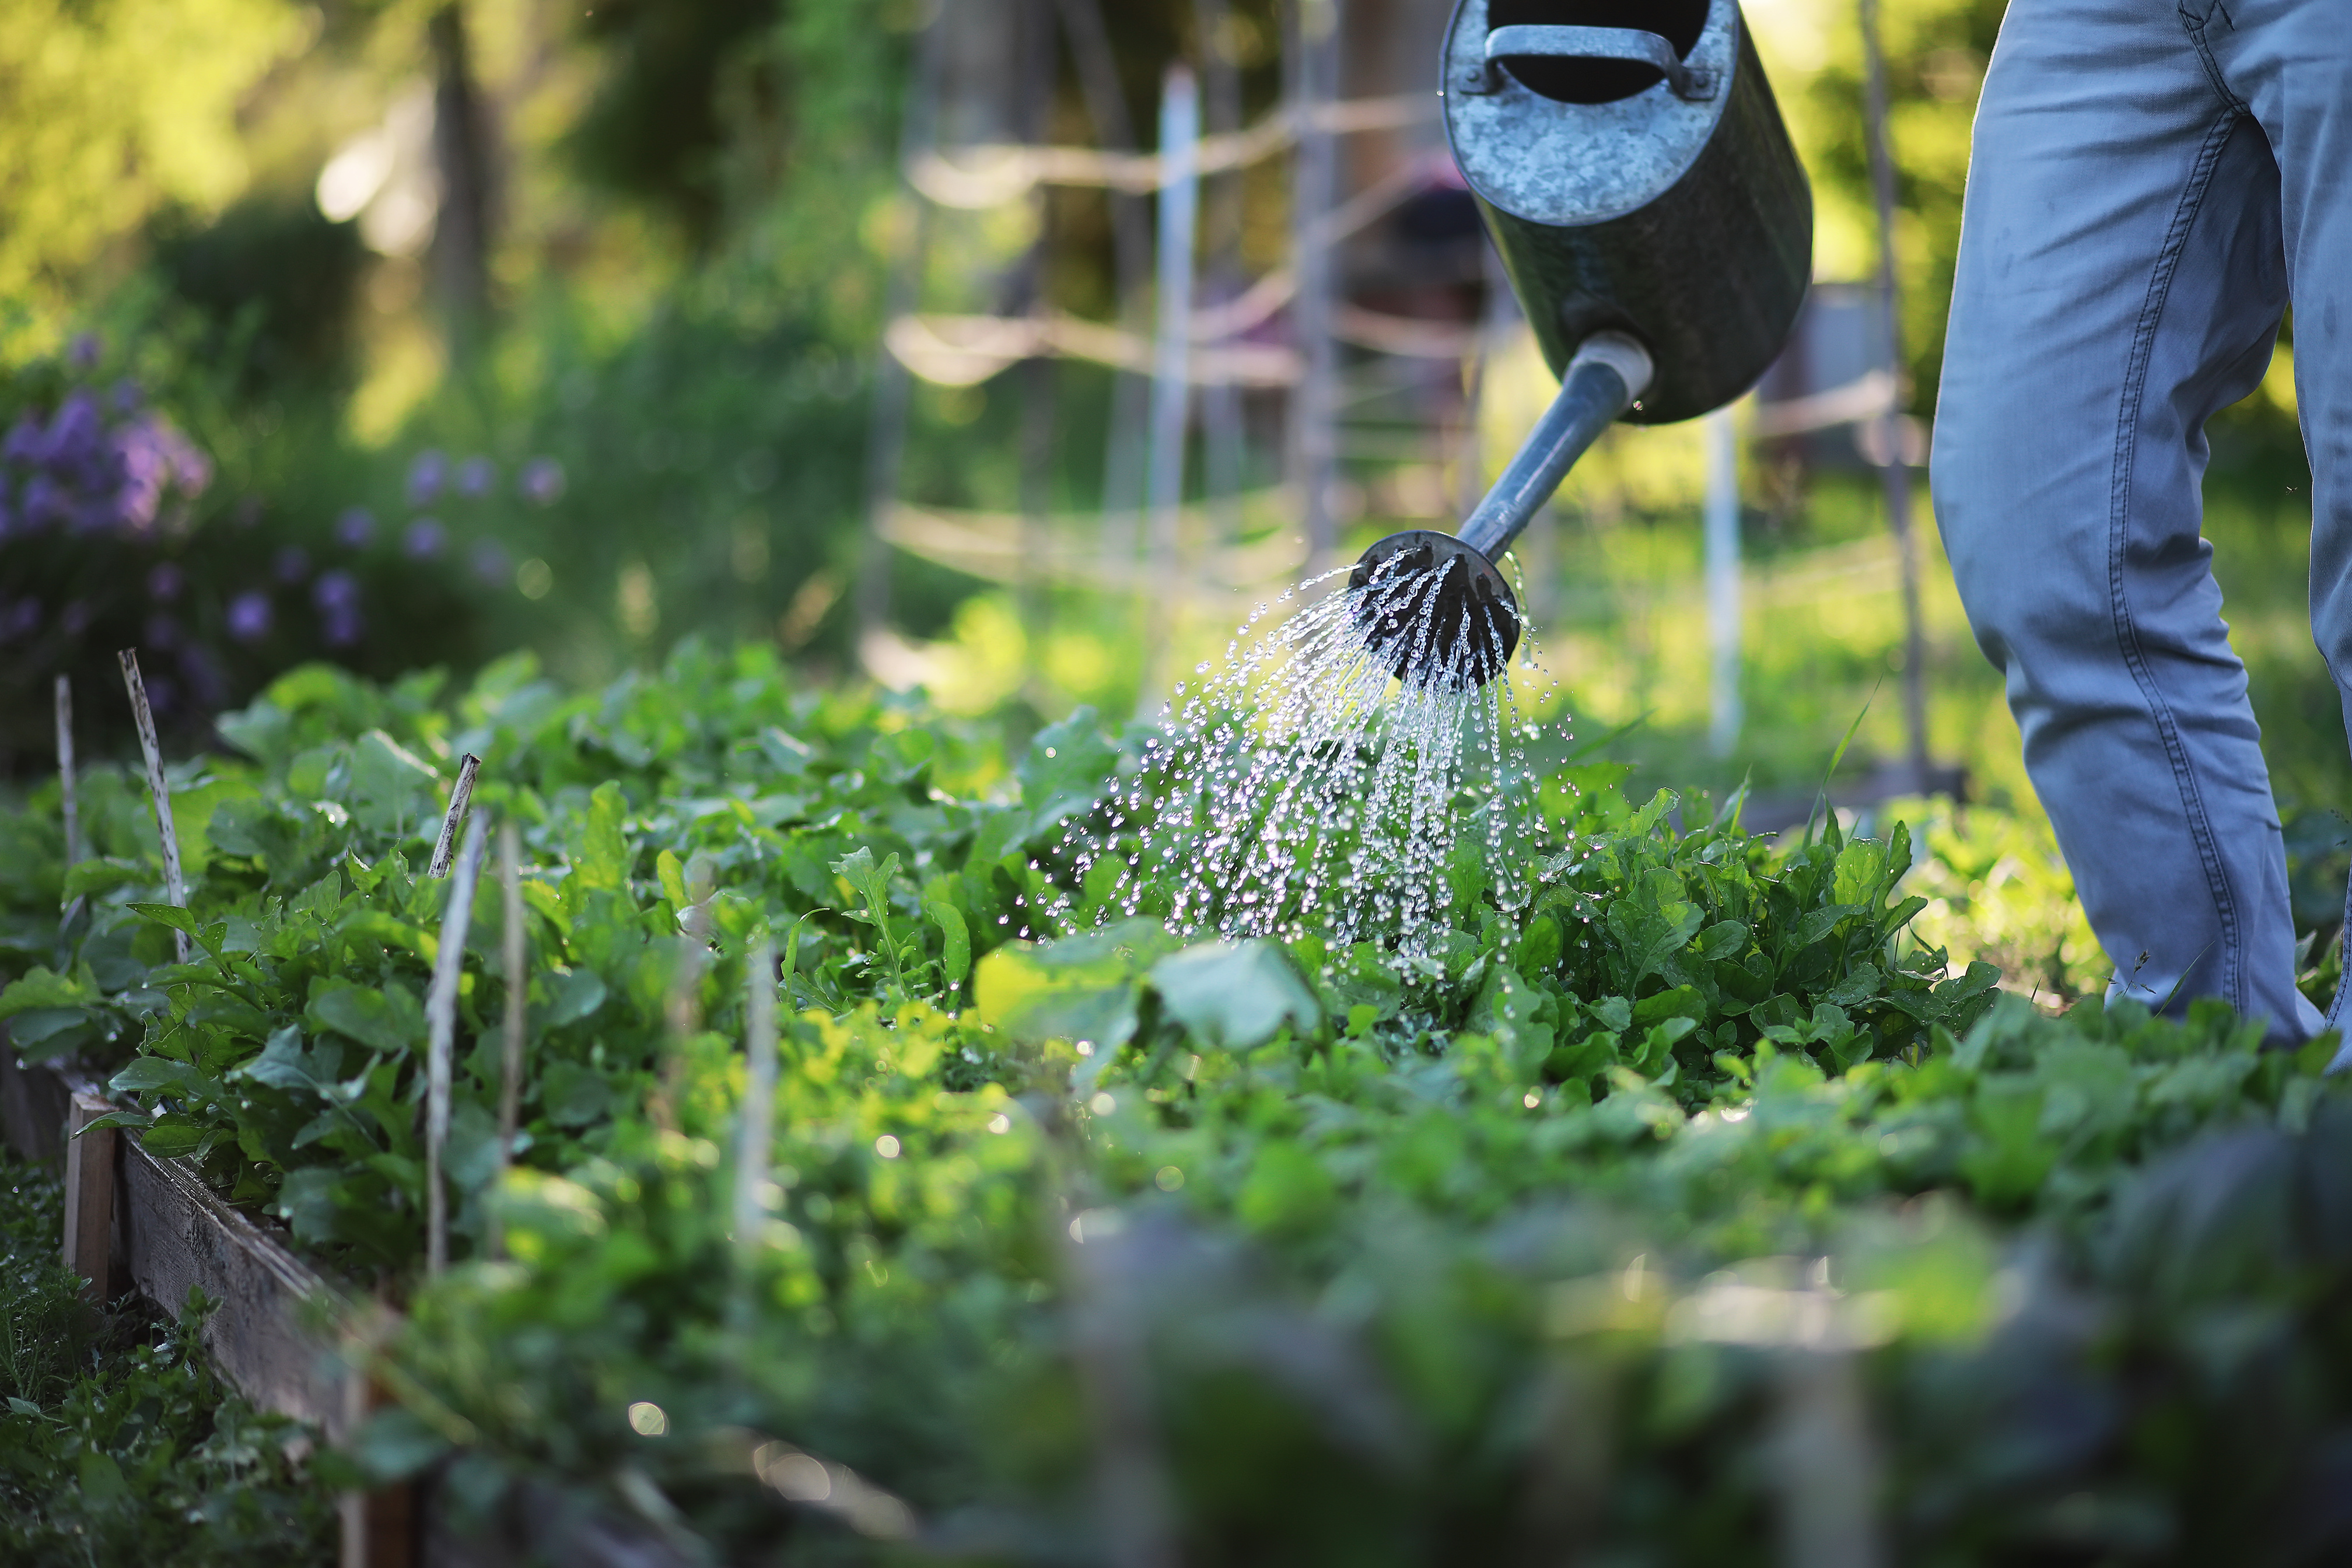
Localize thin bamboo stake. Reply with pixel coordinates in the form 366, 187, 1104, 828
54, 676, 85, 928
54, 676, 79, 871
428, 754, 483, 877
488, 818, 527, 1262
117, 650, 188, 964
733, 932, 779, 1262
425, 812, 488, 1278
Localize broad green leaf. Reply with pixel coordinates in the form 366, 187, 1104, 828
1151, 940, 1321, 1051
927, 901, 971, 986
306, 979, 425, 1056
1017, 709, 1118, 837
0, 966, 98, 1019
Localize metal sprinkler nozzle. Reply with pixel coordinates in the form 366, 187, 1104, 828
1348, 332, 1654, 688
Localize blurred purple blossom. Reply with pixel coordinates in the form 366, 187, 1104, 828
110, 379, 143, 415
407, 449, 447, 506
60, 601, 89, 635
519, 457, 565, 506
148, 562, 184, 601
228, 591, 274, 643
0, 600, 38, 642
143, 675, 177, 716
66, 334, 100, 373
404, 518, 446, 559
274, 545, 311, 583
144, 612, 181, 650
336, 506, 376, 548
456, 455, 495, 498
469, 539, 510, 585
180, 645, 226, 709
313, 570, 360, 612
322, 608, 363, 648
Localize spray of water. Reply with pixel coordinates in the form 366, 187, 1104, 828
1046, 554, 1561, 956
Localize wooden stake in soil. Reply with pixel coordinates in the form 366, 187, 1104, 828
55, 676, 85, 927
424, 812, 489, 1278
733, 932, 779, 1266
428, 752, 482, 877
117, 650, 188, 964
54, 675, 80, 870
61, 1091, 116, 1303
488, 818, 527, 1262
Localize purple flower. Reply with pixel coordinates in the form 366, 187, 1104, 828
407, 449, 447, 506
228, 591, 274, 642
110, 379, 144, 416
178, 645, 226, 709
469, 539, 510, 584
148, 562, 185, 601
60, 600, 89, 635
142, 676, 177, 716
404, 518, 446, 559
336, 507, 376, 548
2, 415, 41, 464
65, 333, 100, 372
46, 393, 103, 471
456, 456, 495, 498
519, 457, 565, 506
322, 607, 363, 649
0, 600, 38, 642
313, 569, 360, 612
144, 612, 181, 650
19, 475, 61, 530
274, 546, 311, 583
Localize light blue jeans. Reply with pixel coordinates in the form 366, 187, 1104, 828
1932, 0, 2351, 1044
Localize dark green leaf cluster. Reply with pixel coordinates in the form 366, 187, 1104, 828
0, 1152, 332, 1566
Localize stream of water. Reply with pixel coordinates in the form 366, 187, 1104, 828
1049, 553, 1560, 956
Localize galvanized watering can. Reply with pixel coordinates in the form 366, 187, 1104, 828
1352, 0, 1811, 687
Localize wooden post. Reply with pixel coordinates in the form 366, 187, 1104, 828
1289, 0, 1343, 582
340, 1299, 417, 1568
1706, 407, 1744, 757
1859, 0, 1930, 789
1140, 64, 1202, 704
61, 1091, 115, 1302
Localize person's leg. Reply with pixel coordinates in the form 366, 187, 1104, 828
1931, 0, 2312, 1035
2200, 3, 2352, 1043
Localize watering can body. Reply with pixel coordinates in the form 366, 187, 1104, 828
1442, 0, 1812, 424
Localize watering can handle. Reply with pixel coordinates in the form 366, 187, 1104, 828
1464, 25, 1718, 101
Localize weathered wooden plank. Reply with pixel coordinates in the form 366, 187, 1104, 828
61, 1090, 116, 1301
117, 1132, 352, 1432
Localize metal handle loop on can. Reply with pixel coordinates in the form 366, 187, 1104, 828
1462, 24, 1718, 101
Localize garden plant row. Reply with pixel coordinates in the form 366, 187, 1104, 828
5, 640, 2352, 1564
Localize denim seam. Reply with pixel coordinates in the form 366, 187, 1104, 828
2107, 107, 2248, 1014
2180, 8, 2247, 113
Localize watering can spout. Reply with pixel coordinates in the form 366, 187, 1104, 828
1349, 332, 1650, 690
1346, 0, 1810, 691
